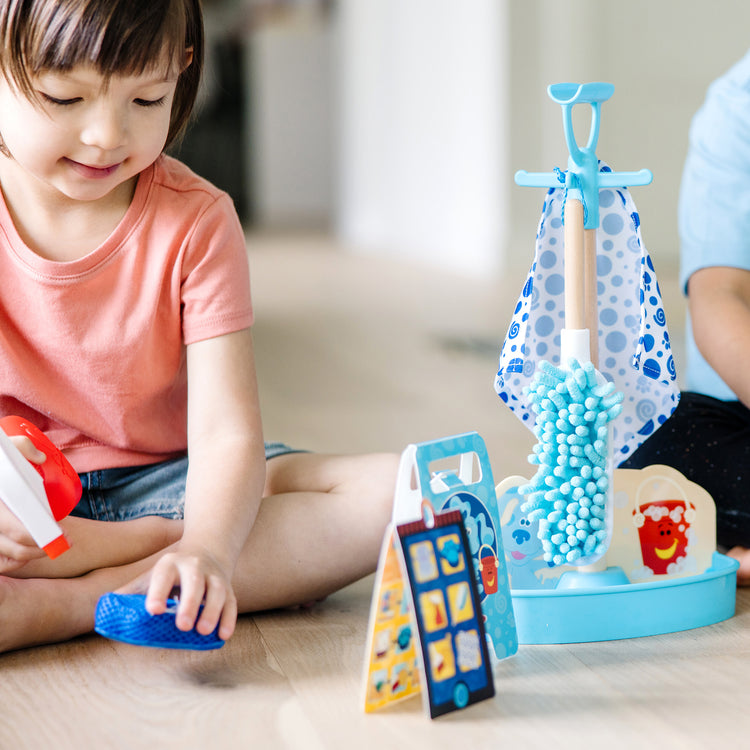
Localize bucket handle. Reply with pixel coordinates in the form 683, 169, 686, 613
478, 543, 497, 563
632, 474, 696, 528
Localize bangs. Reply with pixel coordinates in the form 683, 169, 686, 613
3, 0, 188, 95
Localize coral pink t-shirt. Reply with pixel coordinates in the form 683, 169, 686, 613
0, 155, 254, 472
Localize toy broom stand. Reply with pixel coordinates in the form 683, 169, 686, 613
496, 82, 738, 643
514, 83, 651, 575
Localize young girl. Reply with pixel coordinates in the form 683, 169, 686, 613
0, 0, 397, 652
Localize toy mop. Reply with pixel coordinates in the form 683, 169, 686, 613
494, 83, 738, 643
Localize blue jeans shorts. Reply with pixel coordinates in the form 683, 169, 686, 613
71, 442, 301, 522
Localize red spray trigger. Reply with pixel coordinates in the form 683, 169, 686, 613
0, 416, 81, 521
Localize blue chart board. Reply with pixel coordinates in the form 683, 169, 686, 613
398, 507, 495, 718
408, 432, 518, 659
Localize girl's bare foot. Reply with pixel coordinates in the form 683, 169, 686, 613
726, 546, 750, 586
0, 575, 96, 653
0, 553, 159, 653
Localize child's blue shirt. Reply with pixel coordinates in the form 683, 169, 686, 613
680, 48, 750, 400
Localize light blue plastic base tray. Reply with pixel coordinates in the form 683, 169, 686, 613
511, 552, 739, 644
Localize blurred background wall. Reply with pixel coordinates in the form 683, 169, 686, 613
177, 0, 750, 278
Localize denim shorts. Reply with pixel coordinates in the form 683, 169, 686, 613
71, 442, 301, 522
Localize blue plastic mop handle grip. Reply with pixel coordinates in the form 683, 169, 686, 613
548, 82, 614, 105
597, 170, 653, 188
514, 82, 652, 230
548, 82, 614, 160
514, 168, 652, 190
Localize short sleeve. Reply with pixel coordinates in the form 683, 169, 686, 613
679, 53, 750, 293
180, 194, 254, 345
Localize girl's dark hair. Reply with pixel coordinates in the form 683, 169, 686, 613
0, 0, 204, 148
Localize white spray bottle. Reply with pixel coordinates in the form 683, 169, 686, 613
0, 417, 81, 559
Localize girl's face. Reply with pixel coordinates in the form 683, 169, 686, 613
0, 63, 178, 206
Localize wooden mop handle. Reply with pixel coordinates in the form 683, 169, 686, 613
563, 198, 585, 330
564, 198, 598, 368
565, 198, 607, 574
584, 226, 598, 368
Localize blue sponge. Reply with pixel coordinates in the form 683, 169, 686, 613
95, 592, 225, 650
519, 358, 623, 566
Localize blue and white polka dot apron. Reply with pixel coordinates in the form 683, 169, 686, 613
495, 179, 679, 462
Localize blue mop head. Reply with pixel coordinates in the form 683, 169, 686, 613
519, 358, 623, 566
95, 593, 225, 650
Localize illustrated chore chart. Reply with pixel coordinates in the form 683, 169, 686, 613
363, 501, 495, 718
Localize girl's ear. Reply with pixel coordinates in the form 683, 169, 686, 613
182, 47, 194, 72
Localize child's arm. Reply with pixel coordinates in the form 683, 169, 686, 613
142, 327, 266, 639
688, 265, 750, 406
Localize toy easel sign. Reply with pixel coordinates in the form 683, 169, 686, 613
392, 432, 517, 660
363, 500, 495, 718
362, 520, 422, 712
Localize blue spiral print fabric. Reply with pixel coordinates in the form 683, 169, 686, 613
495, 176, 679, 461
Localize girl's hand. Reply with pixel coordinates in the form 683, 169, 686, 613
118, 548, 238, 641
0, 500, 46, 571
0, 437, 49, 571
10, 435, 47, 465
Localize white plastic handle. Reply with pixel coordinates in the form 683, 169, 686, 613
0, 429, 65, 552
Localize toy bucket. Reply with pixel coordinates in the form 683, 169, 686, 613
479, 544, 499, 595
632, 476, 696, 576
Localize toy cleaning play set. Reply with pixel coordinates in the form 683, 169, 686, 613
363, 82, 738, 719
492, 82, 737, 646
0, 81, 739, 716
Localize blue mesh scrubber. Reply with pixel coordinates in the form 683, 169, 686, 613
519, 358, 623, 566
95, 592, 225, 650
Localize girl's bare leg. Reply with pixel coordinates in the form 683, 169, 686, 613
0, 452, 398, 653
9, 515, 183, 579
233, 452, 398, 609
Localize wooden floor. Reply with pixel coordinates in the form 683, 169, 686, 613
2, 233, 748, 749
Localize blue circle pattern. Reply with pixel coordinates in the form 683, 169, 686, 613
495, 167, 680, 460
